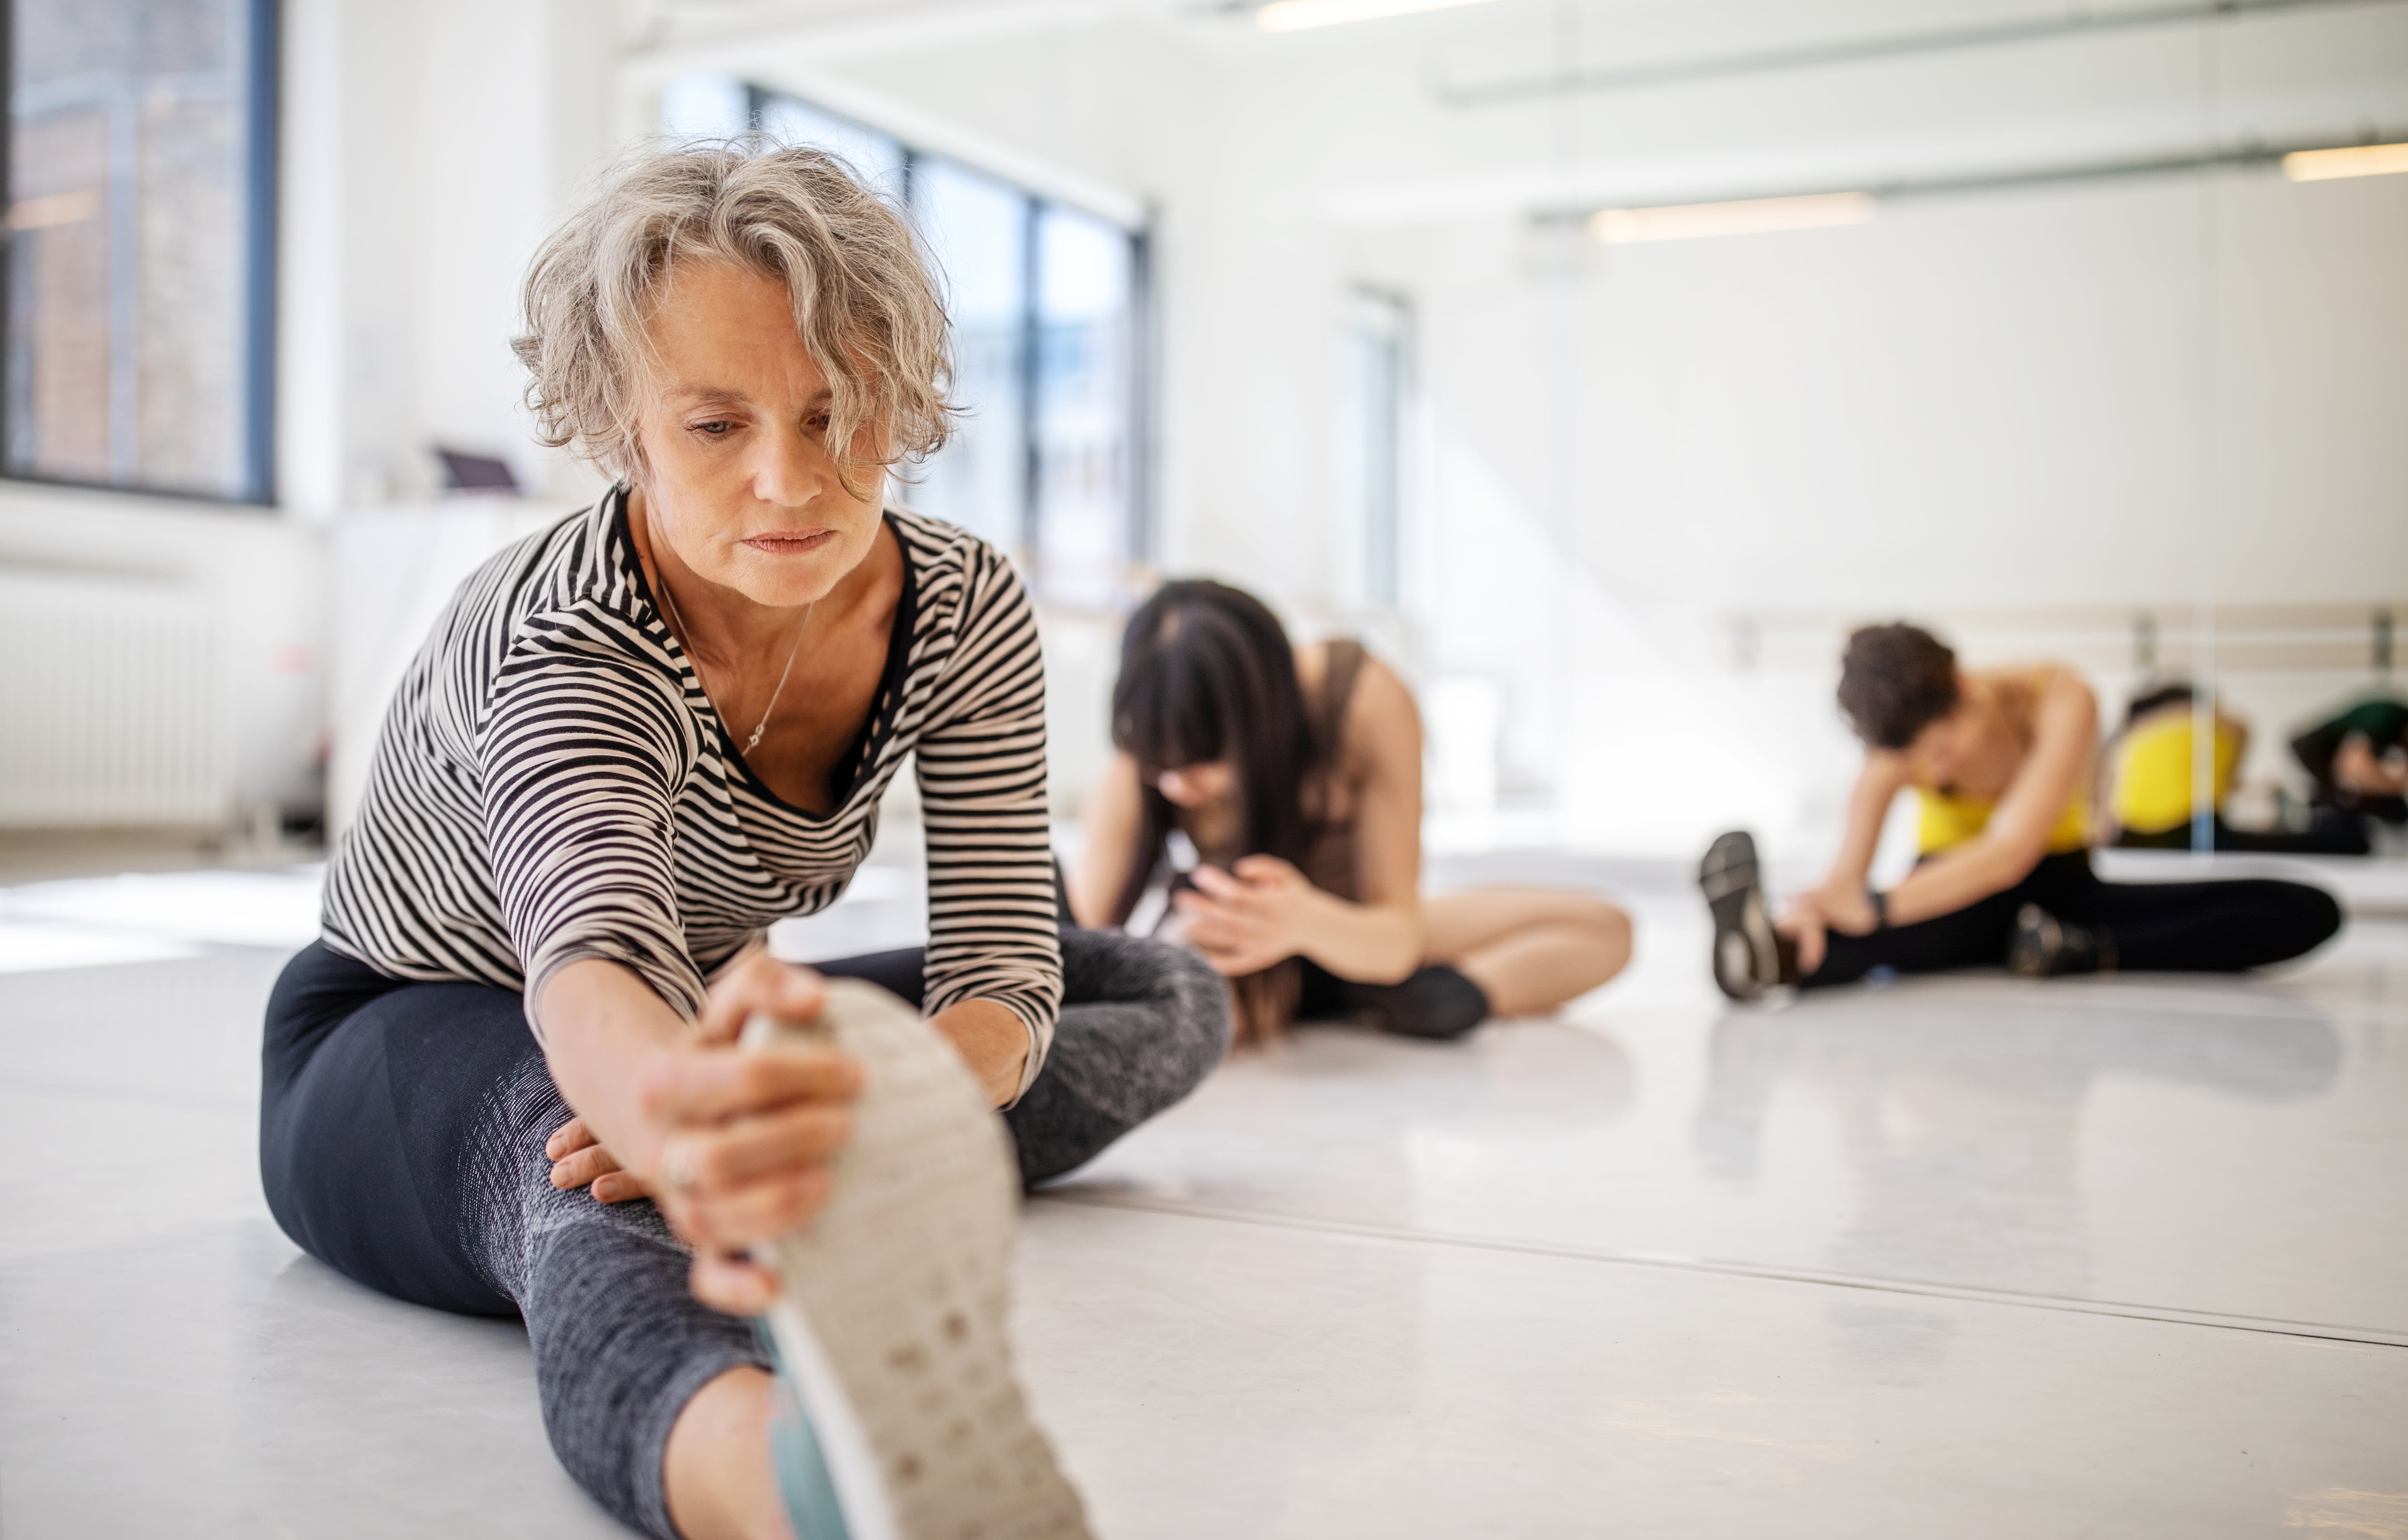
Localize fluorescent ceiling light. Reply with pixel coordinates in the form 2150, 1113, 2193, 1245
1589, 191, 1876, 244
2281, 142, 2408, 182
1257, 0, 1501, 33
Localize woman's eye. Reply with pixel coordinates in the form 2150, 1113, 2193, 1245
693, 420, 733, 437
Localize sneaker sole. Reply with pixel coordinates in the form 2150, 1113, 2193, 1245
744, 979, 1092, 1540
2008, 903, 2056, 979
1699, 830, 1777, 1001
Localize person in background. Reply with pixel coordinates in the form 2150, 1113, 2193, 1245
2105, 682, 2368, 854
2291, 694, 2408, 829
1073, 579, 1633, 1044
1700, 622, 2343, 999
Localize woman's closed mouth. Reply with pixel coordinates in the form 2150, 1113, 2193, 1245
742, 529, 839, 555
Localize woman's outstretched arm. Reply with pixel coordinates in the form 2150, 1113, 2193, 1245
541, 951, 861, 1316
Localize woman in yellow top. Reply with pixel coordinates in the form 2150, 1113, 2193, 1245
1700, 623, 2342, 998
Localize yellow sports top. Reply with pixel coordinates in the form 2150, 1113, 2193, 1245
2110, 713, 2242, 836
1915, 785, 2092, 856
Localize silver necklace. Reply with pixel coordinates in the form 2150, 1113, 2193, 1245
658, 581, 817, 755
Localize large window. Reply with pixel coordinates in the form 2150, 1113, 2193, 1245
1338, 287, 1410, 609
661, 75, 1148, 605
3, 0, 276, 502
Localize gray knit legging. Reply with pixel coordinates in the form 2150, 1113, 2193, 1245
260, 930, 1228, 1538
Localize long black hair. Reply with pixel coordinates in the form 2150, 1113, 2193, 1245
1106, 580, 1320, 926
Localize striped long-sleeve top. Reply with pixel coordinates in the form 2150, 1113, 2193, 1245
321, 488, 1063, 1092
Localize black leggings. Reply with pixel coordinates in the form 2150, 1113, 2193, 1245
259, 930, 1226, 1537
2114, 807, 2369, 856
1805, 852, 2342, 988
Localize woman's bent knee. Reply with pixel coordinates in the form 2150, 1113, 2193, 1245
1060, 929, 1231, 1082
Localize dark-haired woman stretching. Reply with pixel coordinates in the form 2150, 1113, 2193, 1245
1701, 623, 2343, 999
1073, 579, 1632, 1043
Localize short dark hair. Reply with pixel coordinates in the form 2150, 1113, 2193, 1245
1837, 623, 1961, 749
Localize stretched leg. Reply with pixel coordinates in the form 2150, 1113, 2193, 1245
1804, 879, 2040, 987
1420, 887, 1632, 1016
262, 945, 774, 1540
817, 930, 1227, 1186
2053, 875, 2343, 972
1006, 930, 1228, 1186
2115, 814, 2369, 856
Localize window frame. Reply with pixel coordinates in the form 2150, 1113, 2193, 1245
737, 82, 1154, 582
0, 0, 280, 508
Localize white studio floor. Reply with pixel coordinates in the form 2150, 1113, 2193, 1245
2, 847, 2406, 1538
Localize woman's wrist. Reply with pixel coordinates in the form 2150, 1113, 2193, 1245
930, 998, 1033, 1107
1294, 889, 1420, 982
537, 961, 688, 1174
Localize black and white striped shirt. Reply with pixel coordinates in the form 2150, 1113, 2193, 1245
322, 488, 1061, 1088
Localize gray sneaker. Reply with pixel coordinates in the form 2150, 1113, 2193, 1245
745, 980, 1092, 1540
1700, 830, 1786, 1001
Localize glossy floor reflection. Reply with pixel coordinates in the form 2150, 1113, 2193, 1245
3, 864, 2404, 1535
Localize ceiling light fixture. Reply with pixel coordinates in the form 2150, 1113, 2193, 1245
2281, 142, 2408, 181
1589, 191, 1876, 244
1256, 0, 1502, 34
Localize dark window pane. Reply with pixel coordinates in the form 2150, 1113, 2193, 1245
6, 0, 266, 500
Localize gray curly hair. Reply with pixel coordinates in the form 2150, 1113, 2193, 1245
513, 138, 954, 491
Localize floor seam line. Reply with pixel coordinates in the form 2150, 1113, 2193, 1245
1036, 1193, 2408, 1350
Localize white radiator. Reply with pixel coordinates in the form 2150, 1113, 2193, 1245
0, 566, 230, 827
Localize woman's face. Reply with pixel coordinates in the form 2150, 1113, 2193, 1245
1152, 761, 1235, 809
632, 260, 886, 607
1902, 680, 1983, 785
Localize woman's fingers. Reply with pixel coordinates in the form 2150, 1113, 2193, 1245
544, 1116, 597, 1161
1188, 864, 1253, 902
669, 1166, 836, 1252
590, 1171, 650, 1204
695, 950, 826, 1045
1175, 891, 1259, 944
668, 1104, 853, 1192
690, 1249, 782, 1316
549, 1140, 624, 1191
641, 1039, 862, 1127
1229, 854, 1296, 886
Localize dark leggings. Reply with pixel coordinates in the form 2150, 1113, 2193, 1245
259, 930, 1226, 1538
1805, 852, 2343, 988
2114, 807, 2370, 856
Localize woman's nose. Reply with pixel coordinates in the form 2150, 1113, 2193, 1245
752, 425, 822, 507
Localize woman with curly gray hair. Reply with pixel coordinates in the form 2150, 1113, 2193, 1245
257, 140, 1224, 1539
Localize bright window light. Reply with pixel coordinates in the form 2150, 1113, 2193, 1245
1589, 191, 1876, 244
2281, 143, 2408, 182
1257, 0, 1501, 33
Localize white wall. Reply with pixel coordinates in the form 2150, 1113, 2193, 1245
25, 0, 2398, 845
633, 0, 2408, 849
